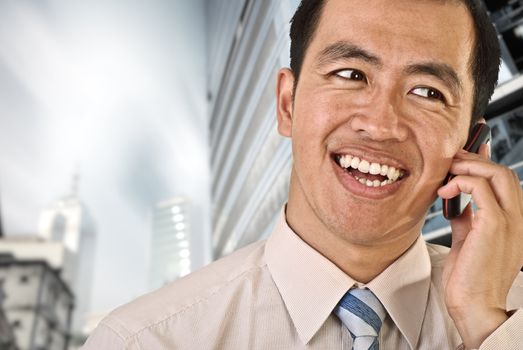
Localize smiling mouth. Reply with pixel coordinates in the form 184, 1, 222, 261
333, 153, 409, 188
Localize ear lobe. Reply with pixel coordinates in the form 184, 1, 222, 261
276, 68, 295, 138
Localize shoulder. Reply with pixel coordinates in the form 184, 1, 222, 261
92, 239, 268, 344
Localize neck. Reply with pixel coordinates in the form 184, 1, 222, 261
285, 199, 423, 284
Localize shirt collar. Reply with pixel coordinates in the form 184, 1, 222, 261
265, 207, 431, 348
265, 208, 355, 344
367, 235, 431, 350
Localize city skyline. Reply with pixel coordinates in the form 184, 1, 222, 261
0, 0, 211, 318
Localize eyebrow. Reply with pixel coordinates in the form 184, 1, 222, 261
405, 63, 462, 99
315, 41, 382, 68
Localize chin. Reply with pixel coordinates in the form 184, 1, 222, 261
324, 202, 422, 245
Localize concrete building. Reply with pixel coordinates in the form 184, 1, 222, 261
0, 254, 73, 350
149, 197, 192, 290
0, 278, 17, 350
207, 0, 523, 255
37, 190, 96, 344
0, 238, 75, 282
0, 238, 76, 349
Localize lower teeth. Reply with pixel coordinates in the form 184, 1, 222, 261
354, 175, 393, 187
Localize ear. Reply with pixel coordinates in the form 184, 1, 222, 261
276, 68, 295, 138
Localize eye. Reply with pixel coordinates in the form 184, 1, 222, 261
410, 86, 446, 103
334, 69, 366, 82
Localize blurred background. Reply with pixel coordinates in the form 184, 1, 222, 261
0, 0, 521, 349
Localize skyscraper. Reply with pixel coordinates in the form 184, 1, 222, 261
149, 197, 191, 290
207, 0, 299, 259
37, 184, 96, 344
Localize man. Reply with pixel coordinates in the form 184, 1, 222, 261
84, 0, 523, 349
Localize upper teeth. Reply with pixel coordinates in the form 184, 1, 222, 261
338, 155, 405, 182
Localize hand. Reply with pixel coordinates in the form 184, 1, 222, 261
437, 142, 523, 349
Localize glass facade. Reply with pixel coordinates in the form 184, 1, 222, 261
149, 197, 192, 290
207, 0, 299, 258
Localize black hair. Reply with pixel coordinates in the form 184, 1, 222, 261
289, 0, 501, 125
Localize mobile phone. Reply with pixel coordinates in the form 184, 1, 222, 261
442, 123, 491, 220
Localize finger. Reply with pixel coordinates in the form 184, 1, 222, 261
438, 175, 501, 218
455, 149, 490, 161
449, 203, 473, 245
445, 159, 520, 213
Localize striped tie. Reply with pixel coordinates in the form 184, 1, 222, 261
334, 288, 387, 350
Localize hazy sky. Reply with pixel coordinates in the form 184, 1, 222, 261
0, 0, 210, 317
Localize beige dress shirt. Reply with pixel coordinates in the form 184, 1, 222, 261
84, 209, 523, 349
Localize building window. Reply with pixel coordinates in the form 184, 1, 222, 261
19, 275, 29, 284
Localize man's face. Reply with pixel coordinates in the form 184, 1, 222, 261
278, 0, 476, 244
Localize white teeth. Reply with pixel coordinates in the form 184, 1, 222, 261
358, 160, 370, 173
340, 156, 348, 168
351, 157, 360, 169
337, 153, 406, 185
340, 155, 353, 168
389, 169, 400, 181
380, 164, 388, 176
369, 162, 381, 175
387, 167, 396, 180
355, 175, 396, 188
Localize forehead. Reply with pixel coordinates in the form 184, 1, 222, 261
307, 0, 475, 79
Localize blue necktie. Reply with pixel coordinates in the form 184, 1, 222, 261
334, 288, 387, 350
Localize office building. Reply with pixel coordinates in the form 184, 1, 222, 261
207, 0, 299, 258
37, 189, 96, 344
149, 197, 192, 290
0, 279, 17, 350
0, 254, 73, 350
0, 237, 75, 281
207, 0, 523, 255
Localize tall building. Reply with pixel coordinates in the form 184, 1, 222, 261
37, 186, 96, 343
207, 0, 523, 255
207, 0, 299, 258
0, 254, 73, 350
149, 197, 191, 290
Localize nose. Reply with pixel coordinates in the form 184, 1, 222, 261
349, 91, 408, 142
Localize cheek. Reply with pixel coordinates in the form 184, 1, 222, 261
293, 92, 340, 138
439, 135, 463, 159
419, 130, 462, 181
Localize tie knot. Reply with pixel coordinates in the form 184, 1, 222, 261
334, 288, 387, 348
